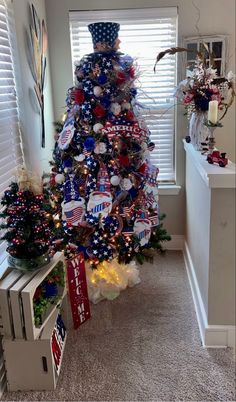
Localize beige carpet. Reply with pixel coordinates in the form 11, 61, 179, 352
2, 251, 235, 401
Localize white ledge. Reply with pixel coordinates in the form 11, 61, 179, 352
158, 185, 181, 195
183, 140, 236, 188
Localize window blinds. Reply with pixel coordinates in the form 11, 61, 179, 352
69, 8, 177, 182
0, 0, 23, 262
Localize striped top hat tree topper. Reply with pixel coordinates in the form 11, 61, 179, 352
88, 22, 120, 49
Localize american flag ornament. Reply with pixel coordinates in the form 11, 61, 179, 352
123, 229, 134, 237
150, 214, 159, 227
58, 122, 75, 150
133, 218, 152, 247
121, 205, 135, 218
146, 164, 159, 185
144, 164, 159, 209
61, 198, 85, 226
87, 190, 112, 219
144, 182, 159, 209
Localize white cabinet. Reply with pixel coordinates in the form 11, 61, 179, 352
0, 252, 69, 391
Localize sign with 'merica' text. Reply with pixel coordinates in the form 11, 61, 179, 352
67, 253, 91, 329
101, 122, 147, 141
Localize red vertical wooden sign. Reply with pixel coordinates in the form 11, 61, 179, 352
66, 253, 91, 329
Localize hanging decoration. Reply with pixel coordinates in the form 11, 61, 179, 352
27, 3, 48, 148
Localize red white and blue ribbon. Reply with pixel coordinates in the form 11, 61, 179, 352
58, 122, 75, 150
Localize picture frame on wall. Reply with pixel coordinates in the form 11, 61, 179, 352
183, 35, 228, 77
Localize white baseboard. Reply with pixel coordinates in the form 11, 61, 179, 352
166, 235, 184, 250
183, 241, 235, 349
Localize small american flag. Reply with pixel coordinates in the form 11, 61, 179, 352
123, 205, 134, 217
123, 230, 134, 237
146, 193, 155, 206
90, 201, 110, 214
65, 206, 84, 225
147, 166, 159, 185
150, 215, 159, 226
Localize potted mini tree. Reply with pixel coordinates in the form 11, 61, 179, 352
0, 166, 53, 271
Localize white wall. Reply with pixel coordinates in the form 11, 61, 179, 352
208, 188, 235, 325
186, 154, 210, 312
44, 0, 235, 236
13, 0, 54, 176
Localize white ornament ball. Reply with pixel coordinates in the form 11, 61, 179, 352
93, 86, 103, 97
110, 102, 121, 116
55, 173, 65, 184
94, 142, 107, 154
110, 175, 120, 186
93, 123, 104, 133
121, 102, 131, 111
121, 178, 132, 191
74, 154, 85, 162
99, 142, 107, 154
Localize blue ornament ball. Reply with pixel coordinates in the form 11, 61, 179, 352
97, 74, 108, 85
43, 283, 58, 298
100, 96, 111, 108
84, 137, 95, 151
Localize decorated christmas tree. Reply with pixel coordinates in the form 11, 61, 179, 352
49, 22, 170, 301
0, 167, 53, 271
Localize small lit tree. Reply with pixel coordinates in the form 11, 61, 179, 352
0, 169, 54, 270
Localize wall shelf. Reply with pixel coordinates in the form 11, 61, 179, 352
183, 141, 236, 189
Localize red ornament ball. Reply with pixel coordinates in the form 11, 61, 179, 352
126, 110, 135, 121
73, 89, 85, 104
138, 163, 148, 174
116, 71, 126, 85
93, 104, 106, 118
118, 154, 130, 167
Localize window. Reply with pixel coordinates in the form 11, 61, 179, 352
184, 35, 227, 77
69, 8, 177, 182
0, 0, 23, 263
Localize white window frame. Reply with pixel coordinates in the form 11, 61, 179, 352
183, 35, 228, 78
69, 8, 178, 184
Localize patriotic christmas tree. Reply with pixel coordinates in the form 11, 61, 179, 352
49, 22, 170, 302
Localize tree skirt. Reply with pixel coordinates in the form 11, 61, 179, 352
85, 259, 140, 303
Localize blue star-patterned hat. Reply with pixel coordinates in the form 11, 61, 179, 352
88, 22, 120, 48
